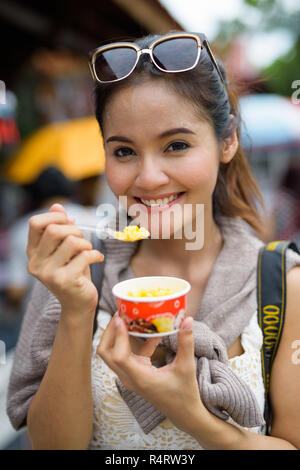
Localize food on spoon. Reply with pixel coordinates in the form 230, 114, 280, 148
114, 225, 150, 242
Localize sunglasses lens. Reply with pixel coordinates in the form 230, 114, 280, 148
153, 37, 199, 71
94, 47, 137, 82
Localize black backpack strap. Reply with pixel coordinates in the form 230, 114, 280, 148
257, 240, 300, 434
89, 233, 106, 336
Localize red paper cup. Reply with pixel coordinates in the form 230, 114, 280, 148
112, 276, 191, 337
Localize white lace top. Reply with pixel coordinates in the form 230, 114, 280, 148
88, 310, 266, 450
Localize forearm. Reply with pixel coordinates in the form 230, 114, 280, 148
191, 408, 298, 450
27, 311, 95, 450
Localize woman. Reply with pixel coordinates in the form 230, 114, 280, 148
7, 32, 300, 450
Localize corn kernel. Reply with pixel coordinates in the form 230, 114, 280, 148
127, 287, 173, 297
115, 225, 150, 242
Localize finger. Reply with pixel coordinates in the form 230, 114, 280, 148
27, 211, 70, 257
50, 203, 66, 213
175, 317, 195, 370
139, 337, 162, 358
47, 235, 93, 267
111, 316, 132, 369
49, 203, 66, 214
36, 225, 85, 259
50, 203, 75, 224
97, 312, 119, 358
64, 249, 104, 278
181, 316, 194, 330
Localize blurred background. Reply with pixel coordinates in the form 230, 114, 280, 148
0, 0, 299, 450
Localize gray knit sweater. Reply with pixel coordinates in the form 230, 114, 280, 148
6, 215, 300, 435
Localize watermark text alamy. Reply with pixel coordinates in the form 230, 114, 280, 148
95, 197, 205, 251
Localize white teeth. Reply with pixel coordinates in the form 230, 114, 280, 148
140, 193, 181, 206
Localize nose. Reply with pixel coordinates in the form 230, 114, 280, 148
134, 155, 169, 192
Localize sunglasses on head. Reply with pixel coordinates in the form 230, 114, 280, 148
88, 32, 225, 87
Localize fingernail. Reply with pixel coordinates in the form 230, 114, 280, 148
50, 203, 64, 211
182, 317, 193, 330
115, 316, 122, 327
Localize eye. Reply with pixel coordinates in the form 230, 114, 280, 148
165, 141, 190, 153
113, 147, 135, 158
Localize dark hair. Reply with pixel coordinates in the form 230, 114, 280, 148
23, 166, 75, 203
94, 32, 266, 236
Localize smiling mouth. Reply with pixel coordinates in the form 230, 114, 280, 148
134, 192, 185, 207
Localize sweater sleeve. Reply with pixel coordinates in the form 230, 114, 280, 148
6, 280, 61, 430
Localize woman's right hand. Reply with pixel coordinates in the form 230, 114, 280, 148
27, 203, 104, 318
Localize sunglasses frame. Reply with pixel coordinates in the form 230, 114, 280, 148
88, 32, 225, 87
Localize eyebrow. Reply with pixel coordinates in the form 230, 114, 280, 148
106, 128, 196, 144
159, 128, 196, 139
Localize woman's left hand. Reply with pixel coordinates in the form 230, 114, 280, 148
97, 313, 205, 435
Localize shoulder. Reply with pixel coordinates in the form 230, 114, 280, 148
283, 265, 300, 348
282, 265, 300, 355
286, 266, 300, 317
269, 265, 300, 446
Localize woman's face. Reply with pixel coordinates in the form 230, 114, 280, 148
103, 80, 231, 237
